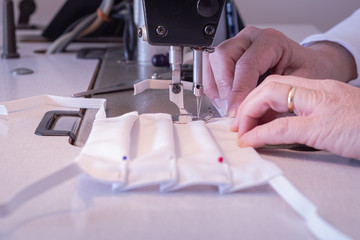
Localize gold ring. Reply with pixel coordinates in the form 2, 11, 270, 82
287, 86, 296, 113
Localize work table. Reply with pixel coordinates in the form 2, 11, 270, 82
1, 25, 360, 240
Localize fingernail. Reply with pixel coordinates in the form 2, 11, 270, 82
230, 123, 237, 132
213, 98, 226, 117
222, 101, 228, 117
237, 137, 250, 148
213, 98, 221, 110
227, 106, 237, 118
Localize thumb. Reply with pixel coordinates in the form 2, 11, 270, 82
237, 116, 311, 148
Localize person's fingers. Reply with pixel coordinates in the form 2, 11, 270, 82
207, 26, 316, 117
237, 116, 311, 148
232, 81, 294, 134
203, 51, 220, 104
234, 77, 316, 148
231, 75, 360, 159
259, 74, 325, 90
209, 42, 236, 113
232, 77, 320, 135
208, 27, 256, 114
227, 28, 297, 116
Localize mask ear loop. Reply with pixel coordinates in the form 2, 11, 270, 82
0, 164, 81, 218
269, 175, 351, 240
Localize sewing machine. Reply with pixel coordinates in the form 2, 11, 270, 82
2, 1, 360, 239
70, 0, 230, 128
136, 0, 226, 122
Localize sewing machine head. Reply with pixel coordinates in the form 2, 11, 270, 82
138, 0, 226, 123
141, 0, 225, 47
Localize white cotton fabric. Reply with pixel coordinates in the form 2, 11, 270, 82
207, 119, 283, 193
301, 8, 360, 86
76, 112, 138, 185
75, 112, 283, 193
123, 113, 177, 190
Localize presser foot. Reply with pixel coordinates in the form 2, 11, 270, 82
172, 108, 192, 124
172, 108, 214, 124
192, 112, 213, 122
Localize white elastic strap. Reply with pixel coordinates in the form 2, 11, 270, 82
0, 105, 8, 115
269, 175, 351, 240
0, 164, 81, 218
133, 79, 193, 95
1, 95, 107, 119
45, 95, 107, 119
0, 95, 106, 217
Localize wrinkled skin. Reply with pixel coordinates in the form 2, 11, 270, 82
204, 26, 357, 117
232, 75, 360, 160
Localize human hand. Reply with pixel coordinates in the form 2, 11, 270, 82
232, 75, 360, 160
203, 26, 357, 117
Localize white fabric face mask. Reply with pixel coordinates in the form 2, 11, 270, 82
76, 112, 282, 194
0, 95, 351, 240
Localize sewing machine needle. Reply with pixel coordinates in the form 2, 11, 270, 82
196, 95, 202, 119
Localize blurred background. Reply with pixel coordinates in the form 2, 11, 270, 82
236, 0, 360, 32
8, 0, 360, 33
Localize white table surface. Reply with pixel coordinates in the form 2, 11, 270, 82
1, 13, 360, 240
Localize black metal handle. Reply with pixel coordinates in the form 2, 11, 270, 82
35, 111, 83, 141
